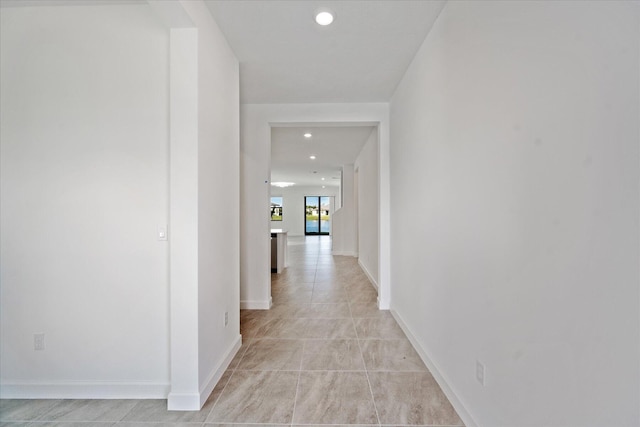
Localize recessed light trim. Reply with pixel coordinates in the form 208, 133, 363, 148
304, 133, 312, 138
310, 155, 316, 160
271, 182, 296, 188
315, 8, 335, 26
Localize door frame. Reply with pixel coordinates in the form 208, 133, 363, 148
304, 195, 330, 235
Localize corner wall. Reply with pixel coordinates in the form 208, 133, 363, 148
332, 164, 357, 257
0, 1, 241, 406
389, 1, 639, 426
355, 129, 379, 285
161, 0, 241, 409
188, 0, 241, 406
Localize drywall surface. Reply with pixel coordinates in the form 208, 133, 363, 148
168, 26, 200, 407
185, 0, 241, 404
163, 0, 241, 409
270, 186, 338, 236
355, 129, 379, 285
0, 4, 170, 396
389, 1, 639, 426
332, 164, 357, 256
0, 1, 241, 405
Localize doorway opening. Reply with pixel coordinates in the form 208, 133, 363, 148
305, 196, 331, 235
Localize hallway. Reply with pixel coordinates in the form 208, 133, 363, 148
0, 236, 463, 426
212, 235, 464, 425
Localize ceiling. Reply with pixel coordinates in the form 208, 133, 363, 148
2, 0, 445, 189
0, 0, 146, 6
204, 1, 444, 188
270, 126, 374, 188
204, 0, 445, 104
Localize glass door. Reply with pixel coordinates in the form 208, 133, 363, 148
305, 196, 330, 235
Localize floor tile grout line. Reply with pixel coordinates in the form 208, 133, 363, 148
204, 352, 240, 422
289, 339, 306, 426
349, 297, 382, 427
260, 237, 460, 426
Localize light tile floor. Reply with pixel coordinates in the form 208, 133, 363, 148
0, 236, 463, 427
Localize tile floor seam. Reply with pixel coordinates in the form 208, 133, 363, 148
287, 249, 314, 424
117, 402, 137, 424
349, 297, 382, 427
232, 338, 253, 371
288, 336, 305, 426
205, 362, 237, 421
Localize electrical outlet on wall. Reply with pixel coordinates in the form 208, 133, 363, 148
158, 225, 168, 241
34, 333, 45, 351
476, 360, 485, 386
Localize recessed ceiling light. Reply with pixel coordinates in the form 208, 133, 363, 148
322, 186, 326, 189
271, 182, 295, 188
304, 133, 312, 138
321, 177, 325, 181
310, 155, 316, 160
315, 8, 335, 26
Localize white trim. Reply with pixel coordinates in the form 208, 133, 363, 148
358, 258, 378, 290
240, 298, 272, 310
0, 381, 170, 399
167, 391, 199, 411
332, 251, 358, 257
198, 334, 242, 407
391, 309, 479, 427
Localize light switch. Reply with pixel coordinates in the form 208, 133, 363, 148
158, 226, 168, 241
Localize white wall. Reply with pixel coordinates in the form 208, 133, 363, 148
332, 164, 357, 256
241, 103, 391, 310
270, 186, 338, 236
0, 4, 170, 397
0, 1, 241, 407
389, 1, 639, 426
355, 129, 378, 285
161, 0, 242, 410
168, 26, 200, 408
187, 0, 241, 407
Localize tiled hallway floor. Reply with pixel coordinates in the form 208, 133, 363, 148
0, 236, 463, 427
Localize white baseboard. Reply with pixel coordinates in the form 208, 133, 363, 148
332, 251, 358, 257
391, 309, 479, 427
1, 337, 243, 410
240, 297, 272, 310
198, 334, 242, 408
167, 334, 242, 411
167, 391, 200, 411
357, 259, 378, 290
0, 380, 170, 399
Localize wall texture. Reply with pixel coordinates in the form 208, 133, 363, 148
0, 4, 170, 396
167, 0, 241, 409
354, 129, 379, 285
332, 164, 357, 257
0, 1, 241, 406
389, 1, 639, 426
